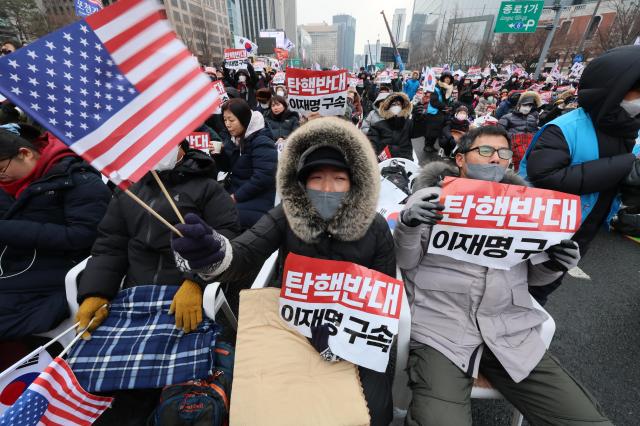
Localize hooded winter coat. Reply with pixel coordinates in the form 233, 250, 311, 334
394, 161, 564, 382
209, 117, 395, 425
403, 78, 421, 100
214, 111, 278, 228
0, 137, 111, 338
367, 92, 414, 160
77, 149, 241, 303
361, 92, 390, 135
524, 45, 640, 250
498, 92, 541, 137
264, 108, 300, 140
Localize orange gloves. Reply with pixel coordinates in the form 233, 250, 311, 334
169, 280, 203, 333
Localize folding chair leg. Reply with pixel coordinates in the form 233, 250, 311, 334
510, 409, 523, 426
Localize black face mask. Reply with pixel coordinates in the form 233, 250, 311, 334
595, 106, 640, 138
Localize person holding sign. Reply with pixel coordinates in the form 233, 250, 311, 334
394, 126, 611, 426
171, 117, 395, 425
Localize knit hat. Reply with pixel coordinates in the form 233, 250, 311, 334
297, 145, 349, 183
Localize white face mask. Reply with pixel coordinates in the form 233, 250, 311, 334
238, 75, 246, 83
260, 102, 269, 108
276, 90, 285, 96
519, 105, 532, 115
455, 112, 468, 121
620, 98, 640, 117
389, 105, 402, 116
155, 145, 180, 171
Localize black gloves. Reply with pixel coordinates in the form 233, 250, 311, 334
543, 239, 580, 272
308, 324, 340, 362
401, 193, 445, 227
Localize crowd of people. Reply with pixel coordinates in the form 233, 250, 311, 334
0, 37, 639, 426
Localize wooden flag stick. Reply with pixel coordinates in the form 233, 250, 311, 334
124, 189, 183, 237
151, 170, 185, 224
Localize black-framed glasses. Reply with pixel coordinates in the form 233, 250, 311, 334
465, 146, 513, 160
0, 49, 12, 55
0, 157, 13, 175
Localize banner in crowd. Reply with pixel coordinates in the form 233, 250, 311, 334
348, 77, 359, 88
274, 48, 289, 61
75, 0, 103, 16
211, 80, 229, 114
375, 71, 392, 84
279, 253, 404, 372
285, 68, 347, 116
186, 132, 209, 151
428, 177, 581, 270
224, 48, 248, 70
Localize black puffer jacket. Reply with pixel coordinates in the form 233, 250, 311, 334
217, 116, 396, 283
0, 154, 111, 338
78, 150, 241, 302
367, 92, 414, 160
525, 45, 640, 249
498, 110, 539, 137
264, 109, 300, 140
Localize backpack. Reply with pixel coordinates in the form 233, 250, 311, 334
149, 342, 235, 426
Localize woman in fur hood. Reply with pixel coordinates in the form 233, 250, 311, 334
367, 92, 414, 160
171, 116, 396, 425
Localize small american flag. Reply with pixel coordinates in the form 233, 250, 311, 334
0, 357, 112, 426
0, 0, 220, 188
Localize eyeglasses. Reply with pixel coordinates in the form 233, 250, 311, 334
465, 146, 513, 160
0, 49, 13, 55
0, 157, 12, 175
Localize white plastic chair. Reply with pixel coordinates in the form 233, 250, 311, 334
250, 251, 279, 289
39, 257, 238, 348
392, 285, 555, 426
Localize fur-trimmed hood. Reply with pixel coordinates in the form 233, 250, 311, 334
378, 92, 412, 120
517, 91, 542, 108
277, 117, 380, 243
412, 161, 528, 191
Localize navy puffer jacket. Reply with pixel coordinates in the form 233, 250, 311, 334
215, 111, 278, 228
0, 156, 111, 338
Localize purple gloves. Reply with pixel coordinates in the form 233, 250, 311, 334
171, 213, 226, 272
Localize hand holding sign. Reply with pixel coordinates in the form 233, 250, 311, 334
401, 193, 444, 227
545, 240, 580, 272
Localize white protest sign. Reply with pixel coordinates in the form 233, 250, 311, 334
279, 253, 404, 373
224, 48, 248, 70
272, 71, 285, 85
428, 177, 581, 270
375, 72, 392, 84
286, 68, 348, 116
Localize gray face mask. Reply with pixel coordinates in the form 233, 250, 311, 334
306, 188, 346, 220
465, 163, 507, 182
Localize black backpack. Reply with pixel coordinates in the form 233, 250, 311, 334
381, 160, 411, 195
149, 342, 235, 426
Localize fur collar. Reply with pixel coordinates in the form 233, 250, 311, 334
378, 92, 412, 120
413, 161, 528, 191
277, 117, 380, 243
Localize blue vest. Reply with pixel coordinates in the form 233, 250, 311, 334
427, 86, 443, 115
519, 108, 632, 225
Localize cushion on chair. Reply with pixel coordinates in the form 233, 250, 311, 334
230, 288, 370, 426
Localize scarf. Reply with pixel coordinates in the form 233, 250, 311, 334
0, 133, 75, 199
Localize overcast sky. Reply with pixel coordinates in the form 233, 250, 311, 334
296, 0, 414, 55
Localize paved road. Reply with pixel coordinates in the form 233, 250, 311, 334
472, 229, 640, 425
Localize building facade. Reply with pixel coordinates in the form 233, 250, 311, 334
227, 0, 244, 37
332, 14, 356, 69
392, 8, 407, 43
300, 22, 338, 67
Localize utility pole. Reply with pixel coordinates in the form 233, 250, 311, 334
575, 0, 602, 57
534, 0, 563, 80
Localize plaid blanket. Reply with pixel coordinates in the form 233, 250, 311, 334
67, 285, 219, 392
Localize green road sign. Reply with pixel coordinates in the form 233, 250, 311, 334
288, 58, 301, 67
494, 0, 544, 33
375, 62, 385, 71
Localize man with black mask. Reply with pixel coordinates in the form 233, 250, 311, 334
520, 45, 640, 305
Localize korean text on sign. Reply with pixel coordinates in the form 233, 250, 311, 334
285, 68, 348, 116
279, 253, 404, 372
427, 177, 581, 270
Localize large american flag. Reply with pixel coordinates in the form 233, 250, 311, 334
0, 0, 220, 187
0, 357, 112, 426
